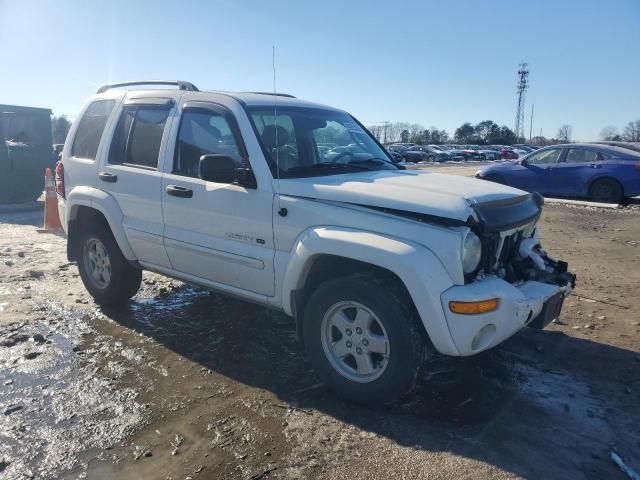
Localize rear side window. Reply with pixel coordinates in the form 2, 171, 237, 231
109, 106, 170, 169
71, 100, 115, 160
565, 148, 599, 163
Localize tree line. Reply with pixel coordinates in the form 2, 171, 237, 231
368, 119, 640, 147
51, 115, 71, 144
600, 120, 640, 142
367, 123, 450, 145
367, 120, 527, 146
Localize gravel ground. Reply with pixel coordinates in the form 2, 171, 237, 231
0, 180, 639, 479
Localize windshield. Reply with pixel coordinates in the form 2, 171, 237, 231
249, 106, 397, 178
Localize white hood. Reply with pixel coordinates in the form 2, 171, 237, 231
278, 170, 525, 223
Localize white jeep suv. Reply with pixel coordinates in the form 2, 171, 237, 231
56, 80, 575, 404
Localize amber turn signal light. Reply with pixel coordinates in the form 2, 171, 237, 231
449, 298, 499, 315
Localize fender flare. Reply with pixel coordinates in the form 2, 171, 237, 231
66, 186, 136, 260
281, 226, 460, 356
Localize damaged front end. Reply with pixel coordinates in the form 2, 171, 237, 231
469, 192, 576, 291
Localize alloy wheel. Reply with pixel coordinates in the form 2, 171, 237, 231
320, 301, 390, 383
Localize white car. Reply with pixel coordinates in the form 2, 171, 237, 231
56, 80, 575, 405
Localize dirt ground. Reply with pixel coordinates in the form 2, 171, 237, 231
1, 175, 639, 479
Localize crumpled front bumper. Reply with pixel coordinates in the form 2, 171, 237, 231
440, 269, 574, 356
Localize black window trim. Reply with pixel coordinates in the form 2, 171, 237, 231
108, 103, 172, 170
172, 101, 250, 177
71, 99, 116, 161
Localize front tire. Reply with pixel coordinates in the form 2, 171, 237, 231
303, 273, 425, 405
77, 223, 142, 307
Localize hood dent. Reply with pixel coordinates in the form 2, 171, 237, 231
278, 170, 525, 227
296, 195, 471, 228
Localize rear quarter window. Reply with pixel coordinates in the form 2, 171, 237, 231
71, 100, 115, 160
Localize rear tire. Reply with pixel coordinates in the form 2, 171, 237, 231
77, 222, 141, 307
589, 178, 622, 203
303, 273, 425, 405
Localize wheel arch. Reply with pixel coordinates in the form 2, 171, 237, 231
282, 227, 460, 356
66, 187, 136, 262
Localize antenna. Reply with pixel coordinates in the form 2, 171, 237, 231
273, 46, 279, 177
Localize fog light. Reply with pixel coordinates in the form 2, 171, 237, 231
449, 298, 499, 315
471, 324, 497, 351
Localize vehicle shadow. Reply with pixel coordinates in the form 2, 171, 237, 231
103, 285, 639, 480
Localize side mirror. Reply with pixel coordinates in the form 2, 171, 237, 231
198, 154, 256, 188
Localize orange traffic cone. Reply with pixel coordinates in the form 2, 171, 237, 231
43, 167, 62, 232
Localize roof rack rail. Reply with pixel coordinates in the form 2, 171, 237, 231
96, 80, 199, 94
244, 91, 296, 98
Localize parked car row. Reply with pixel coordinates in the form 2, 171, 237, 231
384, 143, 540, 163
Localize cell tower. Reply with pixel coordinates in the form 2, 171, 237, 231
514, 63, 529, 141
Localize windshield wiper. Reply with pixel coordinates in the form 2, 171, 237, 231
349, 157, 396, 167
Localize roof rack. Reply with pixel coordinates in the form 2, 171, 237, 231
244, 91, 296, 98
96, 80, 199, 94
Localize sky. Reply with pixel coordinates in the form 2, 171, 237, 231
1, 0, 638, 141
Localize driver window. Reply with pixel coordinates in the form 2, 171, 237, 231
174, 109, 242, 178
526, 149, 562, 165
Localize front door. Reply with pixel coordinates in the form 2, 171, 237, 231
161, 102, 275, 296
510, 148, 564, 195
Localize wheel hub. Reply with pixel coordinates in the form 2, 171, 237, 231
83, 237, 112, 289
320, 301, 390, 383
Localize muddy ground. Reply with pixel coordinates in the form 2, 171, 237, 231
1, 179, 639, 479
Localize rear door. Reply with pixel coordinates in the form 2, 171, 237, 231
553, 147, 601, 196
160, 100, 275, 296
100, 93, 179, 268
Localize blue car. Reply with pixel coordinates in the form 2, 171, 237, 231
475, 144, 640, 203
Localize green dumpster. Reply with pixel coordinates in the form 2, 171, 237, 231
0, 104, 54, 204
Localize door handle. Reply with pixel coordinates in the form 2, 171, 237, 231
98, 172, 117, 183
166, 185, 193, 198
590, 164, 601, 169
